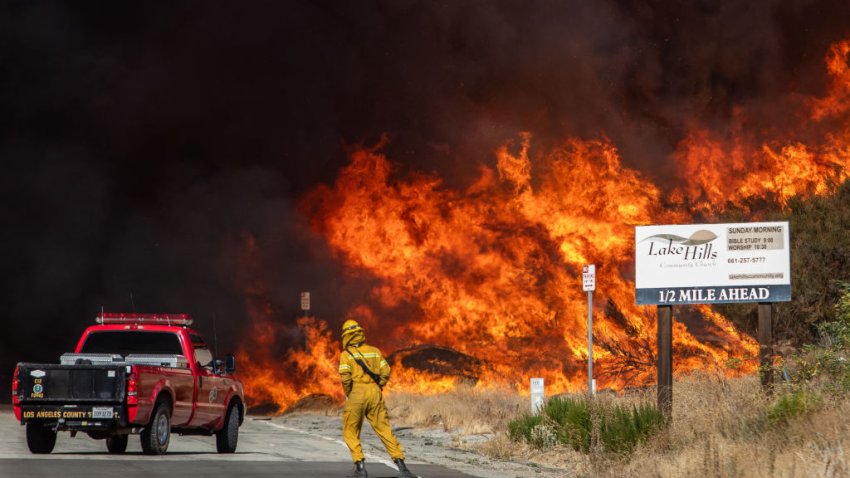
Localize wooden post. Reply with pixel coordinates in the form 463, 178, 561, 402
657, 305, 673, 417
758, 302, 773, 390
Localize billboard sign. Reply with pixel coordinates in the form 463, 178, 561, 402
635, 222, 791, 305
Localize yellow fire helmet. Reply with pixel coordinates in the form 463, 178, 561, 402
342, 319, 361, 333
341, 319, 365, 348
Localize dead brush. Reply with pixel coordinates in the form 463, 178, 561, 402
385, 383, 524, 435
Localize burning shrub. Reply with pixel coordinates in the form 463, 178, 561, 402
387, 345, 484, 384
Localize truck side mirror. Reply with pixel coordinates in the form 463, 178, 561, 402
225, 354, 236, 374
212, 359, 224, 374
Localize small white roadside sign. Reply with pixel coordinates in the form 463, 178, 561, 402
530, 378, 544, 414
582, 264, 596, 292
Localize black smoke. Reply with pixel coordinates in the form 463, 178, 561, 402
2, 1, 850, 400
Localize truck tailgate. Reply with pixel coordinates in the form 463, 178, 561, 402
17, 363, 127, 403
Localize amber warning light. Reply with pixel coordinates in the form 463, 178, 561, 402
96, 313, 194, 326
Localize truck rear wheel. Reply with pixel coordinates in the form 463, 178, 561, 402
141, 403, 171, 455
26, 423, 57, 454
215, 404, 239, 453
106, 434, 128, 453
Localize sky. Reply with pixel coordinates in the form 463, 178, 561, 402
2, 0, 850, 399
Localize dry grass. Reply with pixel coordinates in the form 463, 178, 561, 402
386, 384, 525, 434
384, 374, 850, 478
620, 374, 850, 478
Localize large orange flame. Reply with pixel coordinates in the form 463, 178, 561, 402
237, 39, 850, 411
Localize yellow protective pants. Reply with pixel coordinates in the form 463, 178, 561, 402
342, 383, 405, 462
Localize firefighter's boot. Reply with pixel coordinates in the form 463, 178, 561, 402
394, 458, 415, 478
347, 460, 368, 478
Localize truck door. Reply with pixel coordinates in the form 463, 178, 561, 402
188, 335, 226, 427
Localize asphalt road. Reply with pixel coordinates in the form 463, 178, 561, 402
0, 406, 474, 478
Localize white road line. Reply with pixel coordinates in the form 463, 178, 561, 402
261, 421, 420, 476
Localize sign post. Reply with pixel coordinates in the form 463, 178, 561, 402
758, 303, 773, 390
583, 265, 596, 396
657, 305, 672, 416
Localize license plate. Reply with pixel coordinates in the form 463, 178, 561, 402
91, 407, 113, 419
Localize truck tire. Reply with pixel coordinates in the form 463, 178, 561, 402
215, 404, 239, 453
141, 403, 171, 455
106, 434, 128, 453
26, 423, 57, 454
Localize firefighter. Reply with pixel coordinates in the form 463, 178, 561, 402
338, 319, 415, 478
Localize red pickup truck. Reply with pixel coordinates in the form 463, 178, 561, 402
11, 313, 244, 455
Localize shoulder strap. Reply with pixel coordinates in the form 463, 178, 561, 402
346, 347, 383, 389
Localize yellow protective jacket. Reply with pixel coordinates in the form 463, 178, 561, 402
338, 343, 390, 396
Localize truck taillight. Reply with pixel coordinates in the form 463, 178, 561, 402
127, 369, 138, 405
11, 365, 19, 405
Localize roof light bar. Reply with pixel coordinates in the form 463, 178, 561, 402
96, 313, 193, 326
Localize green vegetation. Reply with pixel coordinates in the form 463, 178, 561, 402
507, 395, 666, 454
788, 344, 850, 394
506, 413, 544, 445
821, 281, 850, 348
744, 386, 821, 435
744, 283, 850, 436
772, 283, 850, 395
765, 388, 821, 427
545, 396, 591, 451
780, 182, 850, 340
600, 402, 668, 453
